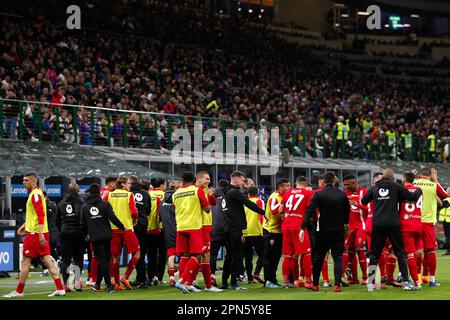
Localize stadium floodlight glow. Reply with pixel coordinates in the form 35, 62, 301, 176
258, 14, 262, 19
384, 24, 389, 28
341, 14, 349, 18
411, 14, 419, 18
261, 8, 264, 13
403, 23, 411, 27
249, 9, 253, 13
238, 7, 242, 12
335, 23, 340, 27
219, 10, 223, 14
357, 11, 369, 16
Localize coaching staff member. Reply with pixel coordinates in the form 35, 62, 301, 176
128, 175, 151, 288
221, 171, 265, 290
56, 182, 84, 291
361, 169, 422, 291
300, 171, 350, 292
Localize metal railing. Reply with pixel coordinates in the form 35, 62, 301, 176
1, 98, 449, 164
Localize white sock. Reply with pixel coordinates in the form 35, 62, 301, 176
430, 275, 435, 282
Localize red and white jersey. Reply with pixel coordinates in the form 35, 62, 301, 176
345, 187, 368, 230
400, 184, 423, 233
280, 187, 312, 231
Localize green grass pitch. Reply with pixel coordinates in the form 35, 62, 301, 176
1, 254, 450, 300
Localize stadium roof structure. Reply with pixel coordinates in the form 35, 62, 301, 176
0, 140, 175, 179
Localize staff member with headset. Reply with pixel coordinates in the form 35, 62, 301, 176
221, 171, 266, 290
361, 168, 422, 291
301, 171, 350, 292
81, 183, 125, 293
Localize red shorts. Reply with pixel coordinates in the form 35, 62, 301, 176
22, 232, 50, 258
167, 247, 177, 257
402, 231, 422, 254
176, 230, 203, 255
422, 223, 437, 250
345, 228, 366, 250
282, 229, 311, 255
202, 226, 212, 253
111, 230, 140, 256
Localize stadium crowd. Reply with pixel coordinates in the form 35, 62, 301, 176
1, 0, 449, 161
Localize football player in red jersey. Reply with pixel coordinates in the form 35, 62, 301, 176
343, 175, 369, 285
399, 172, 423, 290
279, 176, 313, 289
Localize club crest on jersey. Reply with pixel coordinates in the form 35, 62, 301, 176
66, 204, 73, 214
134, 193, 143, 202
378, 188, 389, 197
221, 199, 227, 209
90, 207, 99, 216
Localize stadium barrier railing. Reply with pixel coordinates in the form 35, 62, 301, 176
1, 98, 449, 164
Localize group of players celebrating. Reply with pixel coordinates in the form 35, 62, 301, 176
2, 165, 447, 297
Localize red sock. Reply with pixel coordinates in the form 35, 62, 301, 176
427, 251, 436, 276
124, 256, 139, 279
16, 282, 25, 294
342, 252, 349, 277
416, 254, 423, 275
423, 253, 429, 276
378, 251, 386, 277
54, 277, 64, 290
291, 257, 299, 281
91, 257, 98, 282
168, 267, 175, 277
186, 262, 200, 286
407, 255, 419, 285
113, 262, 120, 284
322, 258, 329, 281
301, 254, 312, 282
201, 263, 212, 288
181, 257, 199, 285
282, 257, 292, 284
386, 256, 396, 281
357, 249, 368, 279
178, 256, 189, 277
349, 251, 358, 280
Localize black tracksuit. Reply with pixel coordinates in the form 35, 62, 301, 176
81, 194, 125, 287
361, 178, 422, 282
160, 190, 176, 251
56, 192, 84, 284
302, 185, 350, 286
211, 193, 226, 275
130, 183, 151, 284
46, 199, 60, 261
221, 183, 265, 287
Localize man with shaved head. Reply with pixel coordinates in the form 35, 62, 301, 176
361, 168, 422, 291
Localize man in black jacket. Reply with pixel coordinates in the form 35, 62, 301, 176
301, 171, 350, 292
81, 184, 125, 293
44, 192, 60, 262
56, 182, 84, 291
160, 180, 181, 287
210, 180, 227, 287
128, 175, 151, 288
361, 168, 422, 291
221, 171, 265, 290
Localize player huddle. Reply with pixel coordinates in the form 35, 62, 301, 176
2, 166, 447, 298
